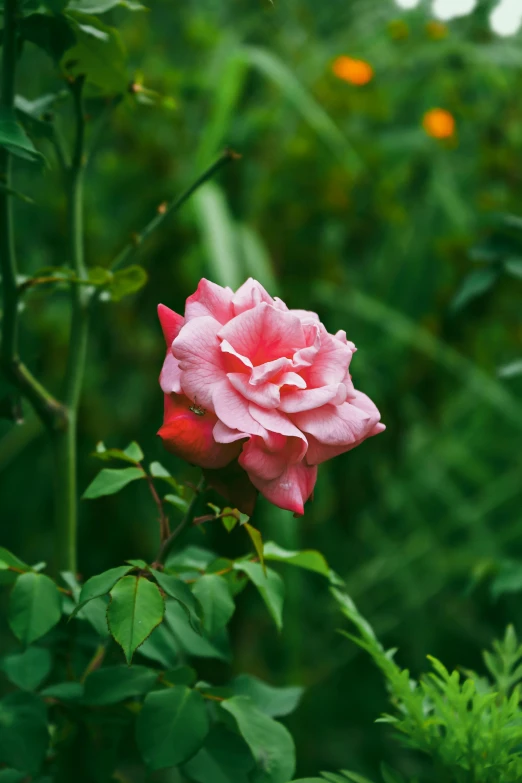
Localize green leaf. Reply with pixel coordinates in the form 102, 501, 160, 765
83, 664, 158, 705
162, 665, 197, 686
14, 98, 54, 145
76, 595, 110, 636
39, 682, 84, 701
68, 0, 145, 11
107, 575, 165, 663
165, 545, 216, 573
123, 441, 144, 462
108, 265, 148, 301
0, 692, 49, 774
137, 611, 180, 668
42, 0, 69, 11
126, 558, 148, 569
20, 14, 76, 63
9, 573, 62, 645
237, 224, 279, 296
244, 523, 265, 572
164, 493, 189, 512
0, 547, 30, 586
504, 257, 522, 280
233, 562, 284, 630
191, 574, 235, 637
193, 182, 243, 289
150, 568, 202, 632
241, 45, 361, 173
165, 598, 229, 661
498, 359, 522, 379
74, 564, 133, 615
221, 695, 295, 783
231, 674, 303, 718
136, 686, 209, 770
61, 13, 128, 95
92, 440, 143, 464
451, 267, 498, 312
380, 764, 407, 783
263, 542, 330, 578
1, 647, 52, 691
0, 770, 28, 783
150, 460, 178, 482
82, 466, 145, 499
0, 108, 43, 164
221, 506, 239, 533
491, 560, 522, 599
183, 724, 255, 783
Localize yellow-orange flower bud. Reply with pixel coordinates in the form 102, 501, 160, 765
332, 56, 373, 86
422, 108, 455, 139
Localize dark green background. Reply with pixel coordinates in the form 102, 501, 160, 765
1, 0, 522, 779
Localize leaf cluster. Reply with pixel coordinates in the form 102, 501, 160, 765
0, 445, 342, 781
329, 590, 522, 783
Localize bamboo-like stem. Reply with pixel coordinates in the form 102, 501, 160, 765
52, 76, 88, 575
0, 0, 66, 431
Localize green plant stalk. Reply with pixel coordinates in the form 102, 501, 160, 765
0, 0, 65, 429
53, 77, 89, 575
0, 0, 18, 365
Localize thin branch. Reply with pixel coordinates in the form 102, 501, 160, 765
109, 148, 241, 273
141, 464, 170, 543
156, 477, 206, 565
0, 0, 66, 431
64, 75, 88, 411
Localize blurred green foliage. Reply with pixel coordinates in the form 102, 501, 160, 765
1, 0, 522, 779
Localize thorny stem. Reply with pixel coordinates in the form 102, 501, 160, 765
156, 477, 207, 565
141, 464, 170, 543
109, 148, 240, 273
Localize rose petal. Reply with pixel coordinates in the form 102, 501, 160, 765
292, 400, 379, 446
172, 316, 224, 409
184, 278, 234, 324
227, 373, 280, 408
232, 278, 274, 315
218, 303, 306, 367
292, 323, 321, 370
279, 383, 348, 413
247, 462, 317, 515
291, 309, 321, 325
249, 404, 307, 460
158, 394, 240, 469
300, 327, 355, 387
213, 420, 249, 444
160, 352, 182, 394
239, 436, 289, 480
158, 304, 184, 346
305, 422, 386, 465
212, 380, 268, 437
250, 357, 294, 385
278, 372, 307, 390
220, 339, 254, 372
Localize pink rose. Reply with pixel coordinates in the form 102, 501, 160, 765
158, 278, 384, 515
